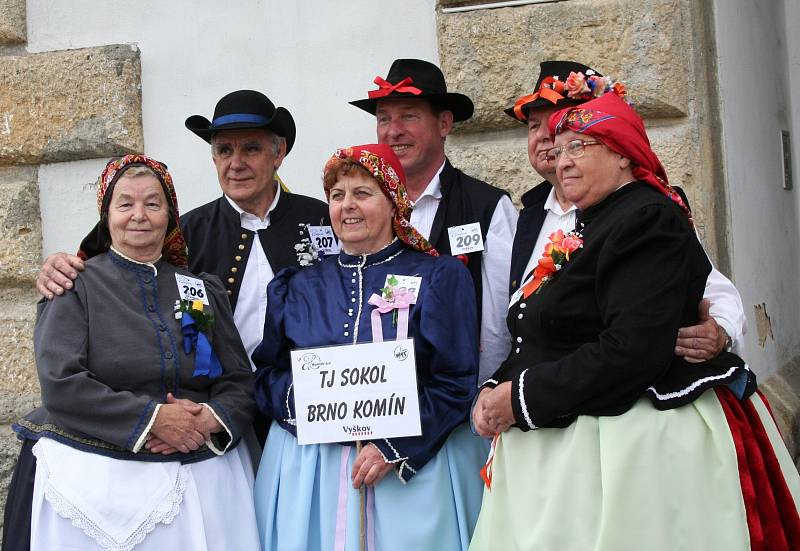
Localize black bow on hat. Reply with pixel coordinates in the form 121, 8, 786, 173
349, 59, 474, 122
185, 90, 296, 153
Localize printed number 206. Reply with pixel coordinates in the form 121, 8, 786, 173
182, 285, 205, 298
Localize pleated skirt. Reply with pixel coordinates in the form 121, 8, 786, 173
255, 422, 489, 551
469, 389, 800, 551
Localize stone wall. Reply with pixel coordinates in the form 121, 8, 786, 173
0, 0, 143, 535
437, 0, 727, 266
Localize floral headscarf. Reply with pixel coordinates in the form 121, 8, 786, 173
323, 143, 438, 256
549, 92, 693, 226
78, 154, 189, 268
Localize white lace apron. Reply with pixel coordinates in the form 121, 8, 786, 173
31, 438, 189, 551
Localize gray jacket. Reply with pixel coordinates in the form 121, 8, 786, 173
14, 250, 255, 463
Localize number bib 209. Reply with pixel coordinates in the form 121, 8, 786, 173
175, 274, 210, 305
447, 222, 485, 255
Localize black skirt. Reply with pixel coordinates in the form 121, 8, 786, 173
2, 438, 35, 551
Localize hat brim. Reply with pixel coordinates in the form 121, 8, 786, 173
185, 107, 296, 154
350, 92, 474, 123
504, 96, 588, 124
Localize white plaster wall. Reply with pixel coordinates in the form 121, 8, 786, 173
713, 0, 800, 376
28, 0, 439, 256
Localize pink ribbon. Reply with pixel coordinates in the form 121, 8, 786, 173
334, 446, 351, 551
333, 448, 379, 550
367, 290, 414, 342
333, 290, 415, 549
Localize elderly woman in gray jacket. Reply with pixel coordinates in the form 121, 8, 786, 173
4, 155, 259, 551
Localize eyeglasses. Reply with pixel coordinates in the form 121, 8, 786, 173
544, 139, 603, 163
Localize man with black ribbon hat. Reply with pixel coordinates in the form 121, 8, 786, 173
506, 60, 745, 361
350, 58, 518, 383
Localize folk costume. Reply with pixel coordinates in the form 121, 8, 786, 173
253, 145, 488, 551
182, 89, 330, 364
181, 90, 329, 451
469, 94, 800, 551
350, 59, 517, 383
507, 61, 745, 351
6, 156, 259, 551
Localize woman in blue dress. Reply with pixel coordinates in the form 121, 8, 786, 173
252, 143, 488, 551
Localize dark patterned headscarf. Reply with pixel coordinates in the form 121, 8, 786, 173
323, 143, 438, 256
78, 155, 189, 268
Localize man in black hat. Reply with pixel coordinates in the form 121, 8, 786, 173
180, 90, 329, 371
351, 58, 518, 383
506, 61, 745, 361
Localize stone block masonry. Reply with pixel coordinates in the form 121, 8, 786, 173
0, 3, 144, 539
0, 44, 144, 166
0, 0, 25, 45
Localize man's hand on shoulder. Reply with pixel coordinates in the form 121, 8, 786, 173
37, 253, 85, 299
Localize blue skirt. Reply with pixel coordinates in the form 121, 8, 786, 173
255, 422, 489, 551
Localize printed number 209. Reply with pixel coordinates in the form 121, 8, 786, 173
456, 233, 480, 248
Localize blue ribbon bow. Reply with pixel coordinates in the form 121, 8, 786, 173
181, 312, 223, 379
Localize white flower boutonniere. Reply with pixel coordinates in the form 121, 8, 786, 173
294, 224, 321, 267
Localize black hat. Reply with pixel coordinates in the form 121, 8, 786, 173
504, 60, 603, 123
349, 59, 474, 122
185, 90, 296, 153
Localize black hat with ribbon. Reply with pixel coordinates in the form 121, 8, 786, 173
349, 59, 474, 122
505, 60, 606, 123
185, 89, 296, 153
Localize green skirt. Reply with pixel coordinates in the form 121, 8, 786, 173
469, 390, 800, 551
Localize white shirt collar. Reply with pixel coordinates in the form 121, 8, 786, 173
543, 186, 578, 217
224, 181, 281, 227
412, 160, 446, 204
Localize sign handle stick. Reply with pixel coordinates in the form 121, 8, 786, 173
357, 440, 366, 551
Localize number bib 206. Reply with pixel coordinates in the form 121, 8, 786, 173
175, 274, 209, 305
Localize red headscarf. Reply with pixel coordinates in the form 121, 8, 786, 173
78, 155, 189, 268
548, 92, 692, 225
323, 143, 438, 256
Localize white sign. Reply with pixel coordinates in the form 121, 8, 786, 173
447, 222, 485, 255
290, 339, 421, 445
308, 225, 341, 255
174, 274, 209, 305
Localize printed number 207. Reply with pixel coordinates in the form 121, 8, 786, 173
315, 236, 333, 248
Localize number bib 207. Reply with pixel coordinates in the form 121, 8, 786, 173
308, 225, 341, 255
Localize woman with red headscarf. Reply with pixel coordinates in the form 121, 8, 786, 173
252, 144, 488, 550
469, 93, 800, 550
